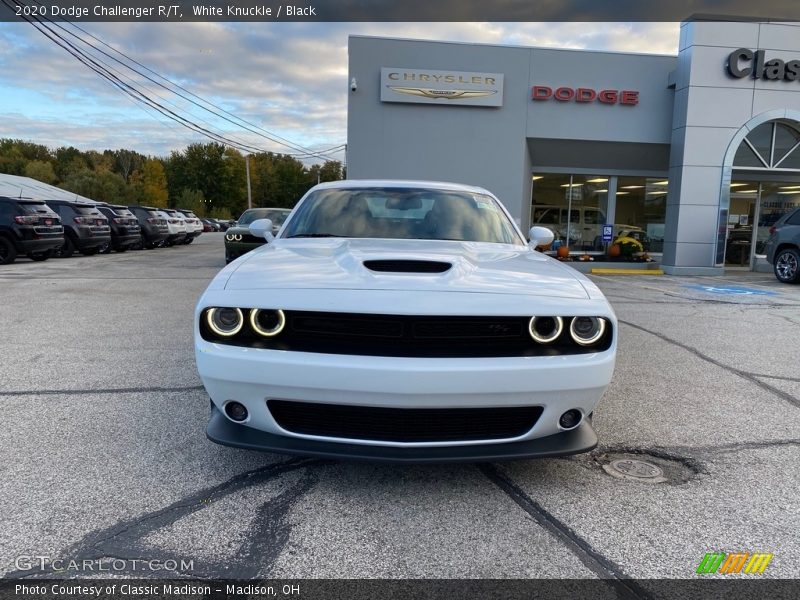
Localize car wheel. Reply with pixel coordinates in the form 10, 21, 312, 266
774, 248, 800, 284
80, 247, 100, 256
184, 237, 194, 244
55, 236, 75, 258
28, 249, 54, 262
99, 242, 112, 254
0, 237, 17, 265
116, 246, 128, 253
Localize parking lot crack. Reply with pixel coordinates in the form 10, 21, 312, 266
479, 464, 654, 599
4, 457, 322, 579
619, 320, 800, 409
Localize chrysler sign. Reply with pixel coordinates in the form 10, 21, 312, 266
380, 68, 504, 107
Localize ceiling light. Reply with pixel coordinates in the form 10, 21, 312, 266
586, 178, 608, 183
651, 180, 669, 185
560, 183, 583, 188
736, 189, 758, 193
778, 185, 800, 190
532, 175, 543, 181
615, 191, 629, 195
729, 183, 749, 187
620, 185, 643, 189
594, 189, 608, 193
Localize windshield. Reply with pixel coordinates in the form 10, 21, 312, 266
238, 208, 289, 225
74, 205, 103, 216
282, 187, 523, 245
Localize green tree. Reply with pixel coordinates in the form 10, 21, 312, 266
176, 188, 206, 216
24, 160, 57, 184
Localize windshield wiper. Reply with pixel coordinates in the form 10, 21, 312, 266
286, 233, 343, 238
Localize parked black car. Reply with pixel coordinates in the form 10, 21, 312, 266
129, 205, 170, 249
45, 199, 110, 258
96, 204, 142, 253
765, 207, 800, 284
0, 196, 65, 264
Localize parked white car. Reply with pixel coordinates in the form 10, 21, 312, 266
194, 180, 617, 461
158, 209, 187, 246
177, 209, 204, 244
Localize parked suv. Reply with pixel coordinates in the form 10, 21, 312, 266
176, 209, 203, 244
45, 199, 110, 258
129, 205, 169, 249
96, 204, 141, 253
158, 209, 187, 246
0, 196, 64, 264
765, 207, 800, 284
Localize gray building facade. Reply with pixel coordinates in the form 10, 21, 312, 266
347, 19, 800, 274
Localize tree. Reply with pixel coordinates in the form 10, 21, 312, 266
24, 160, 57, 184
176, 188, 206, 216
140, 158, 169, 207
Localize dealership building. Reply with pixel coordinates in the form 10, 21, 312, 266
347, 18, 800, 274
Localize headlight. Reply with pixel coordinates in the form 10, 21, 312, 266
226, 233, 242, 241
569, 317, 606, 346
249, 309, 286, 337
205, 307, 244, 337
528, 316, 564, 344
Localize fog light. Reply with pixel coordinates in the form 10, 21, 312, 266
559, 409, 582, 430
224, 401, 248, 422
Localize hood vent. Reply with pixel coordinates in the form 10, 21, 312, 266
363, 259, 452, 273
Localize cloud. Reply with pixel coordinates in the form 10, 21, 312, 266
0, 21, 680, 161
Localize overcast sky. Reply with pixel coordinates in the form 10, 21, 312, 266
0, 22, 680, 164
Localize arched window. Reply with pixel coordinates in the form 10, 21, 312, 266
733, 120, 800, 170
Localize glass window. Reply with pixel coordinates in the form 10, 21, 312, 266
756, 183, 800, 255
283, 187, 523, 245
530, 174, 608, 250
734, 121, 800, 169
615, 177, 668, 253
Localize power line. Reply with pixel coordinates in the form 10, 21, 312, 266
22, 0, 343, 162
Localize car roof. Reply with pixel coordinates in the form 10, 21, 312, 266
310, 179, 494, 196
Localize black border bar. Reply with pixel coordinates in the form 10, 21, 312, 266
2, 0, 800, 22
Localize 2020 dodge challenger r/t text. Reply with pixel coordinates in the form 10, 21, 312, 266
195, 180, 617, 462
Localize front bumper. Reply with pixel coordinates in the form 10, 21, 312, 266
225, 240, 265, 260
196, 337, 614, 454
206, 403, 598, 462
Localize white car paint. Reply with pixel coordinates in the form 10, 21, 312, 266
194, 180, 617, 457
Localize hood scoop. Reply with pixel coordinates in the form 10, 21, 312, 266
363, 259, 452, 274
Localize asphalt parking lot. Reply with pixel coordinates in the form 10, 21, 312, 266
1, 232, 798, 590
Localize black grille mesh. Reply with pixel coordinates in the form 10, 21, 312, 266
268, 400, 543, 442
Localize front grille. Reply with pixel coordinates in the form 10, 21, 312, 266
201, 311, 613, 357
241, 234, 266, 244
364, 259, 451, 273
268, 400, 543, 442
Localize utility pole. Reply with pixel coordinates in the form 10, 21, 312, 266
245, 154, 252, 210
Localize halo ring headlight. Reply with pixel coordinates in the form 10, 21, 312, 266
528, 316, 564, 344
250, 309, 286, 337
569, 317, 606, 346
206, 307, 244, 337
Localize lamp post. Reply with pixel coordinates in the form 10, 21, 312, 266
245, 154, 252, 210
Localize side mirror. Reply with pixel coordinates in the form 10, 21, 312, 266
529, 226, 554, 249
249, 218, 275, 242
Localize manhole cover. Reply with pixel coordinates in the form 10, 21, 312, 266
603, 458, 667, 483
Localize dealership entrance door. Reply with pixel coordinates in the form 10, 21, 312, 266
725, 120, 800, 269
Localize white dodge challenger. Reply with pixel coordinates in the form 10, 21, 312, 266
195, 180, 617, 461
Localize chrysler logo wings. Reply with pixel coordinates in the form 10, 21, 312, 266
387, 86, 498, 100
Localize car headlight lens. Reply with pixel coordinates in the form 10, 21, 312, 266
569, 317, 606, 346
206, 307, 244, 337
249, 309, 286, 337
226, 233, 243, 241
528, 316, 564, 344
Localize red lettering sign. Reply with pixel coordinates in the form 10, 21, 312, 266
530, 85, 638, 106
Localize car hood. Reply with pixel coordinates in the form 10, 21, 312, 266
225, 238, 590, 299
226, 225, 279, 236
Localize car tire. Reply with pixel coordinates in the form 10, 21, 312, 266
99, 242, 112, 254
55, 235, 76, 258
28, 249, 54, 262
0, 236, 17, 265
774, 247, 800, 284
80, 247, 100, 256
184, 237, 194, 244
116, 246, 128, 253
